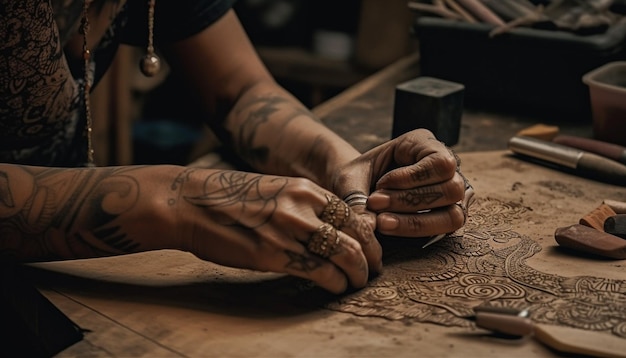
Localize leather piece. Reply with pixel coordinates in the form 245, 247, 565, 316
555, 224, 626, 259
579, 203, 617, 231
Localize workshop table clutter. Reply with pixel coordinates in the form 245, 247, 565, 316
29, 150, 626, 357
23, 48, 626, 356
409, 0, 626, 119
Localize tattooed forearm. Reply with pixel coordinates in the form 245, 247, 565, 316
0, 165, 143, 262
167, 167, 197, 206
230, 94, 312, 167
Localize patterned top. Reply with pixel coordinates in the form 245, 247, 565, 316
0, 0, 235, 167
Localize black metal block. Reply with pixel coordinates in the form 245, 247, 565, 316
392, 76, 464, 146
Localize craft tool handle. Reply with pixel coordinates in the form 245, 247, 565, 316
509, 136, 626, 186
553, 135, 626, 165
474, 312, 534, 337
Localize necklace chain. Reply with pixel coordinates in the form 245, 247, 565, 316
81, 0, 95, 167
147, 0, 155, 55
81, 0, 158, 167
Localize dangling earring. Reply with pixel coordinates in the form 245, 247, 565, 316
139, 0, 160, 77
81, 0, 95, 166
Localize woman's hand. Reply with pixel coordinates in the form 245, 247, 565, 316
331, 129, 473, 239
0, 164, 381, 294
170, 168, 383, 294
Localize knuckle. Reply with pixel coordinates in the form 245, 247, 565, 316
290, 177, 316, 192
448, 175, 467, 201
438, 154, 459, 176
332, 240, 366, 275
351, 216, 375, 244
341, 238, 363, 264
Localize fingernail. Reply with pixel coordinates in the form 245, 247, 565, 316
378, 214, 399, 231
368, 192, 390, 210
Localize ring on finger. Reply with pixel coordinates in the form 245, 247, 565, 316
321, 194, 350, 229
307, 223, 341, 258
343, 191, 368, 207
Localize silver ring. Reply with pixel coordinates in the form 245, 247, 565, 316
343, 192, 368, 207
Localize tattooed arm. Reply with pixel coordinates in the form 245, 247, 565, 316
0, 163, 382, 293
0, 164, 177, 261
164, 10, 361, 191
0, 0, 80, 149
164, 9, 470, 239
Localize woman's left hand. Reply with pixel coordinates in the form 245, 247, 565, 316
331, 129, 472, 239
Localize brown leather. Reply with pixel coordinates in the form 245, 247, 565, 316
555, 224, 626, 259
579, 203, 617, 231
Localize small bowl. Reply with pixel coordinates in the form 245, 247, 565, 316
582, 61, 626, 146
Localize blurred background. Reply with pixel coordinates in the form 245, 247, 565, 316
90, 0, 626, 166
91, 0, 417, 166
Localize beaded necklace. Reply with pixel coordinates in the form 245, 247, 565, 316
80, 0, 160, 166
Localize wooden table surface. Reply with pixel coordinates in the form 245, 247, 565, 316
28, 54, 626, 357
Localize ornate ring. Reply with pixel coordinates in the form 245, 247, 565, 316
307, 223, 340, 258
343, 191, 368, 207
321, 194, 350, 229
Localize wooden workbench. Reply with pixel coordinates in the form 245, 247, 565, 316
28, 54, 626, 357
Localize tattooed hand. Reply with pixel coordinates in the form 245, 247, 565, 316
162, 168, 383, 294
0, 164, 382, 294
331, 129, 469, 238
